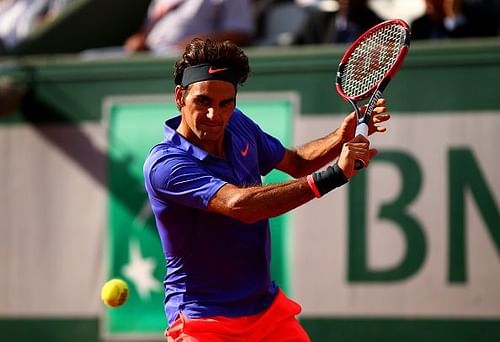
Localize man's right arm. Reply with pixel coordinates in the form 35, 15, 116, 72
207, 177, 315, 224
207, 135, 375, 224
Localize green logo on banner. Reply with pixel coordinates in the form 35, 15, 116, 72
104, 96, 295, 338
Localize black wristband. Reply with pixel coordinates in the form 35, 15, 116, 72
310, 163, 348, 197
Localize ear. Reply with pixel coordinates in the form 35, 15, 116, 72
175, 85, 185, 109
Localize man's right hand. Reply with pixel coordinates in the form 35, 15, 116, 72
337, 134, 378, 178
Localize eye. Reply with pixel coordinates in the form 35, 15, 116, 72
220, 99, 235, 108
194, 97, 210, 107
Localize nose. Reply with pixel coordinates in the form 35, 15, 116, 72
206, 107, 215, 120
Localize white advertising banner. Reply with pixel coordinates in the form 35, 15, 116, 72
292, 112, 500, 318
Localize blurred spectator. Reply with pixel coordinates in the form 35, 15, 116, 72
0, 76, 24, 117
253, 1, 313, 46
39, 0, 77, 25
296, 0, 384, 44
123, 0, 255, 54
0, 0, 76, 54
411, 0, 499, 39
0, 0, 45, 53
252, 0, 293, 42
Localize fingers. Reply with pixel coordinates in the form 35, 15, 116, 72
369, 98, 390, 135
351, 134, 369, 143
337, 136, 376, 178
360, 99, 388, 118
371, 114, 389, 133
372, 113, 390, 123
368, 148, 378, 160
372, 99, 388, 117
338, 98, 387, 176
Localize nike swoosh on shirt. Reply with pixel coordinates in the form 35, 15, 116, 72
241, 143, 250, 157
208, 67, 228, 74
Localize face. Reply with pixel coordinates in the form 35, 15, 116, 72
176, 80, 236, 145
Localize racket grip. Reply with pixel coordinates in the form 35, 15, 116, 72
355, 122, 369, 137
354, 123, 369, 170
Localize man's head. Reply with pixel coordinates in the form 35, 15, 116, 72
173, 39, 250, 147
174, 38, 250, 92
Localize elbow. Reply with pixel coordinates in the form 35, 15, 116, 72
288, 156, 313, 179
225, 193, 261, 224
238, 216, 260, 225
288, 169, 306, 179
287, 166, 311, 179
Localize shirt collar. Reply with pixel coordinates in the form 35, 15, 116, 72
163, 115, 209, 160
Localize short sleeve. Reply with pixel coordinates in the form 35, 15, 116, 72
146, 152, 227, 209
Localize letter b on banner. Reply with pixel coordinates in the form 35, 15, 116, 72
347, 151, 427, 282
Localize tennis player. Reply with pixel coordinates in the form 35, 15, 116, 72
143, 38, 390, 341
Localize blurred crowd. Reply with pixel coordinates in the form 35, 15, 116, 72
0, 0, 77, 54
0, 0, 500, 56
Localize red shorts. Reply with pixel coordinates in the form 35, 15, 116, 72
165, 290, 311, 341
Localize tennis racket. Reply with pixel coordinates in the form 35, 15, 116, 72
336, 19, 411, 170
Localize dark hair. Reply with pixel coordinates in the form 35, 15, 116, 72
174, 38, 250, 87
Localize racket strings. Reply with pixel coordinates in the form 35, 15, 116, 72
341, 24, 407, 98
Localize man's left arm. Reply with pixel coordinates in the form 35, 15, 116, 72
277, 99, 390, 178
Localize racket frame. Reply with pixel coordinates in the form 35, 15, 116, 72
335, 19, 411, 169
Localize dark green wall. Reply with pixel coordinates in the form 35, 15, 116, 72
2, 37, 500, 126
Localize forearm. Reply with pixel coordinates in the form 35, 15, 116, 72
208, 178, 315, 224
297, 129, 344, 165
280, 129, 345, 178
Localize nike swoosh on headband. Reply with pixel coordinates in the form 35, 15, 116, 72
181, 64, 237, 87
208, 67, 228, 74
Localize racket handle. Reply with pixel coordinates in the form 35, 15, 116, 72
355, 122, 368, 137
354, 123, 369, 170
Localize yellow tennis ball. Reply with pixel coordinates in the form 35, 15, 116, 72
101, 278, 129, 307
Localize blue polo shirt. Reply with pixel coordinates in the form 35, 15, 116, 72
143, 108, 286, 325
